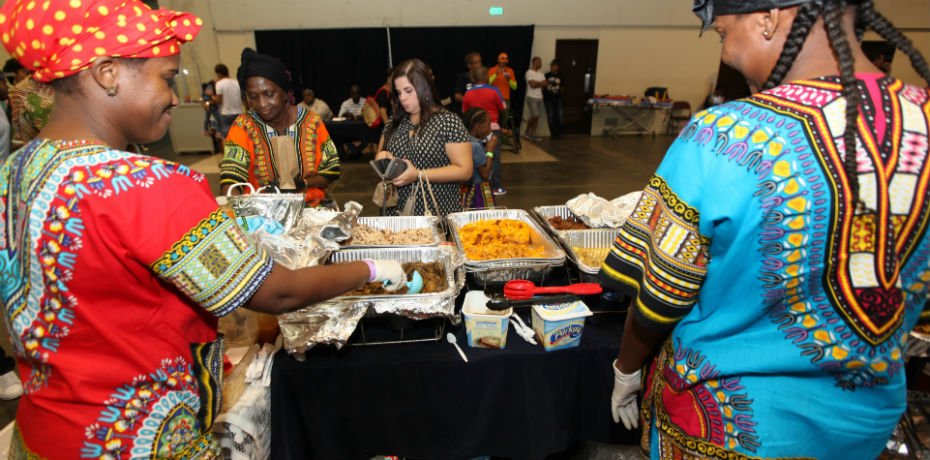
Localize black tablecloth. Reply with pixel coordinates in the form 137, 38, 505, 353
271, 311, 637, 459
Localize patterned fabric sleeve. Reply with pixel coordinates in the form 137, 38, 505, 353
313, 119, 341, 182
599, 131, 714, 331
107, 165, 273, 317
220, 116, 253, 188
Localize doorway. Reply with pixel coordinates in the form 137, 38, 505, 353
555, 39, 598, 134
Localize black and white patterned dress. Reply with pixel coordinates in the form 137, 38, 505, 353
383, 110, 470, 217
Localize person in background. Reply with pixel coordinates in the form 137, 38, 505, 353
523, 56, 547, 142
374, 68, 393, 125
221, 49, 341, 206
544, 59, 563, 139
462, 66, 506, 196
2, 58, 29, 85
8, 77, 55, 144
338, 83, 365, 120
298, 88, 333, 122
602, 0, 930, 458
201, 80, 223, 154
213, 62, 243, 138
460, 107, 496, 209
376, 58, 472, 217
0, 2, 403, 457
489, 52, 517, 105
452, 51, 482, 114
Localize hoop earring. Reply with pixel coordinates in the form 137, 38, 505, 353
106, 85, 118, 97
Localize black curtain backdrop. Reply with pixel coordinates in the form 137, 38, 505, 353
255, 25, 533, 125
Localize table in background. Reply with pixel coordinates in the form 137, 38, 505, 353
271, 311, 636, 459
324, 120, 382, 158
590, 104, 670, 136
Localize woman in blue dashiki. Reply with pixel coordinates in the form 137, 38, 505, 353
600, 1, 930, 458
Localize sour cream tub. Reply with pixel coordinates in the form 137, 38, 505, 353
531, 299, 593, 351
462, 291, 511, 349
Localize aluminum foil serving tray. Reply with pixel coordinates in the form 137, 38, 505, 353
341, 216, 444, 249
446, 209, 566, 267
559, 229, 619, 274
533, 204, 622, 237
325, 246, 462, 316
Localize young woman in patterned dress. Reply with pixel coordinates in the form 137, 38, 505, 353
0, 1, 404, 457
601, 1, 930, 458
376, 59, 473, 217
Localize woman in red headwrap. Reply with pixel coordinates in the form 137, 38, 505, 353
0, 1, 405, 458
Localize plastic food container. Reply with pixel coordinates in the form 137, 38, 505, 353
462, 291, 511, 349
531, 299, 593, 351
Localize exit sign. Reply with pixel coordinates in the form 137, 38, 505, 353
489, 6, 504, 15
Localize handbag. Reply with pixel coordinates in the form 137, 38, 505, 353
401, 172, 442, 217
372, 181, 398, 208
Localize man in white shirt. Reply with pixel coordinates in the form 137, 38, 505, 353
299, 89, 333, 121
338, 84, 365, 120
523, 56, 547, 142
211, 63, 243, 138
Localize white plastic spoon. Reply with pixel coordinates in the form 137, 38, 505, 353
446, 332, 469, 363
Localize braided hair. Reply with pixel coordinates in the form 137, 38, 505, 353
857, 0, 930, 84
762, 0, 930, 208
462, 107, 489, 133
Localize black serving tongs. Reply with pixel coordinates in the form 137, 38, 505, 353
485, 294, 579, 311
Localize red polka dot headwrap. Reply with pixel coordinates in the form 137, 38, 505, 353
0, 0, 202, 83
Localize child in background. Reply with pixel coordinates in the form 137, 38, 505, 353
461, 108, 497, 209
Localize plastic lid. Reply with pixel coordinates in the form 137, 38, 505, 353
463, 291, 512, 316
532, 299, 592, 321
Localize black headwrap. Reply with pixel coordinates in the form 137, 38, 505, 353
237, 48, 291, 93
693, 0, 813, 32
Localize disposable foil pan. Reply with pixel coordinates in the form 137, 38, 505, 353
467, 260, 560, 286
277, 246, 463, 354
327, 246, 463, 315
532, 205, 583, 236
560, 229, 618, 274
447, 209, 566, 266
341, 216, 444, 249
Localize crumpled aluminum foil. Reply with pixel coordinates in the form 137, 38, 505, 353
278, 302, 370, 353
320, 201, 362, 242
566, 191, 642, 228
227, 184, 305, 234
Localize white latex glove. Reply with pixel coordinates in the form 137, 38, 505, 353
611, 359, 642, 430
366, 259, 405, 292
